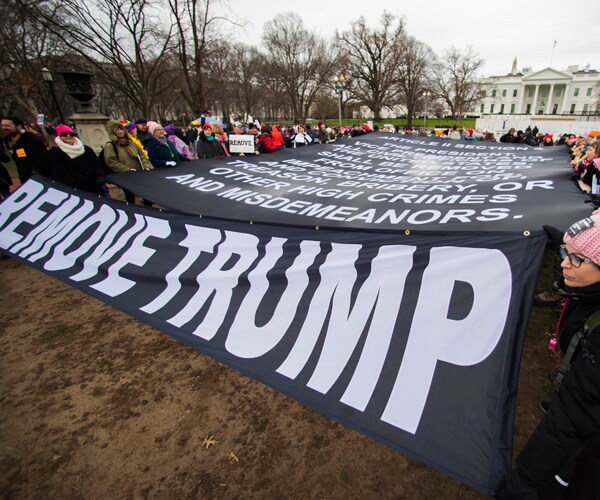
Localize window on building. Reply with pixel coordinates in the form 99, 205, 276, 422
570, 104, 576, 114
526, 103, 531, 114
574, 88, 579, 97
513, 90, 517, 97
500, 104, 505, 113
480, 104, 485, 113
586, 88, 592, 97
556, 89, 561, 97
491, 89, 497, 97
583, 104, 589, 113
502, 89, 507, 97
528, 88, 534, 97
490, 104, 495, 113
552, 104, 558, 114
510, 103, 516, 113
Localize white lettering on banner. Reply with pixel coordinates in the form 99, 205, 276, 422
10, 194, 83, 256
141, 225, 223, 314
91, 216, 171, 297
167, 231, 260, 340
25, 200, 96, 264
381, 246, 511, 434
311, 245, 414, 409
0, 186, 69, 249
70, 210, 146, 282
44, 204, 123, 271
0, 180, 45, 231
225, 239, 322, 357
276, 244, 415, 397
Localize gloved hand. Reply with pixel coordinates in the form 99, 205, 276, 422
165, 161, 177, 167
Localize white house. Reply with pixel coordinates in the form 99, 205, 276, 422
480, 59, 600, 116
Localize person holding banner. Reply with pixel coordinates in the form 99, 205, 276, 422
103, 120, 152, 205
143, 122, 190, 168
196, 123, 226, 159
498, 211, 600, 499
47, 124, 104, 196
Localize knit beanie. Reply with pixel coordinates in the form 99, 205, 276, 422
55, 124, 75, 136
120, 120, 136, 131
147, 121, 160, 135
163, 124, 177, 136
563, 211, 600, 265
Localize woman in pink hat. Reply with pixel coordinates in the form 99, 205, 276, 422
498, 211, 600, 498
47, 124, 104, 195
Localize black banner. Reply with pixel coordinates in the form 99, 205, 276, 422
109, 134, 590, 232
0, 178, 548, 494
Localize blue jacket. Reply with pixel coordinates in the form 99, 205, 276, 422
142, 135, 188, 168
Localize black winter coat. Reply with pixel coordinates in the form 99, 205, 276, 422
11, 132, 49, 183
47, 146, 104, 195
197, 134, 225, 159
498, 281, 600, 498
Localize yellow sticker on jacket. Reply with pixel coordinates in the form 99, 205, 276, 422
16, 148, 26, 158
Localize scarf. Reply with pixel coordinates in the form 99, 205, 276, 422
116, 136, 138, 158
55, 136, 85, 159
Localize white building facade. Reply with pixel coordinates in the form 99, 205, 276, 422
480, 62, 600, 116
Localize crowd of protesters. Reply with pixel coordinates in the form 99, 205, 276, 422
1, 113, 600, 203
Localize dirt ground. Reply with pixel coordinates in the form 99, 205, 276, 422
0, 250, 560, 499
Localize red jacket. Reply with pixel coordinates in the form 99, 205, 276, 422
256, 133, 277, 153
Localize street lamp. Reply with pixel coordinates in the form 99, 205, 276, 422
41, 67, 65, 124
334, 74, 347, 128
422, 91, 431, 131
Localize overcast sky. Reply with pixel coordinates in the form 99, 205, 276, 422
230, 0, 599, 77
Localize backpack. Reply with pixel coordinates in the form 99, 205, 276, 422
556, 309, 600, 383
256, 138, 266, 154
97, 141, 118, 180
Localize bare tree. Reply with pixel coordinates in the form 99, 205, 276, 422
0, 0, 64, 119
167, 0, 234, 116
21, 0, 175, 118
337, 12, 406, 121
224, 44, 266, 119
396, 37, 434, 127
263, 13, 341, 124
430, 46, 485, 125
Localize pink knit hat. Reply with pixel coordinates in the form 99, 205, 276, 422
147, 121, 160, 134
55, 124, 75, 136
563, 211, 600, 265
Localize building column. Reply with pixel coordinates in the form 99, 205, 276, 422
532, 85, 540, 115
518, 85, 527, 113
546, 84, 555, 114
560, 83, 571, 114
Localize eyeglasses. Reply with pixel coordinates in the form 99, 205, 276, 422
60, 132, 77, 137
560, 245, 593, 268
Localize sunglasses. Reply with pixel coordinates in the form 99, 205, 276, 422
559, 245, 593, 268
60, 132, 77, 137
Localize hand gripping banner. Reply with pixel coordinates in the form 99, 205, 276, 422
0, 177, 548, 494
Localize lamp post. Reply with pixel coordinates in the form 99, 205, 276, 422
422, 91, 431, 131
41, 67, 65, 124
334, 75, 347, 128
